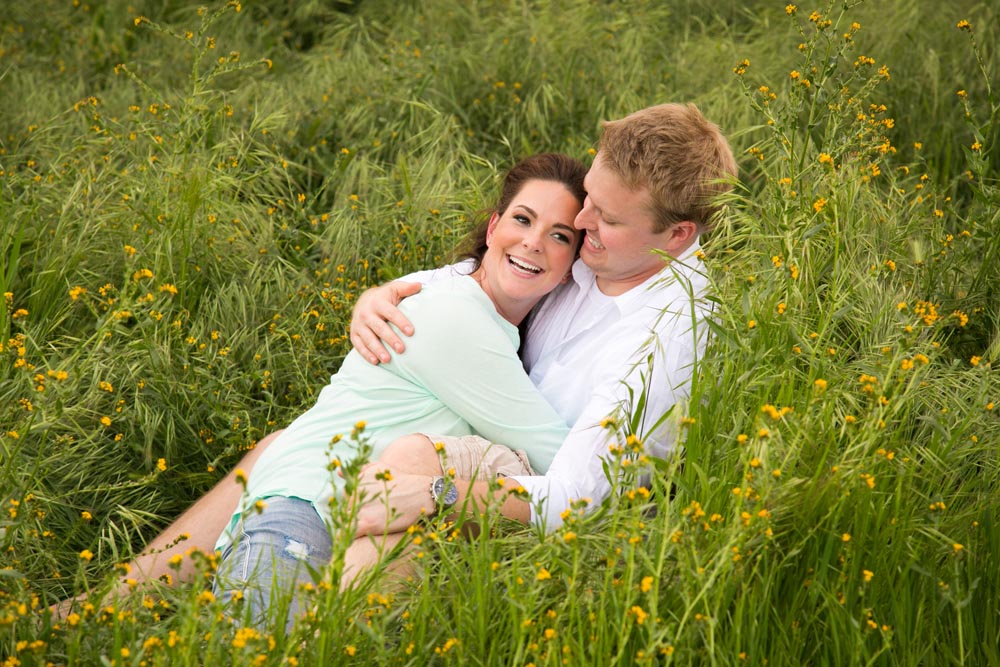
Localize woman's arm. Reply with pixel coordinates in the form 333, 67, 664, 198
387, 285, 569, 472
347, 285, 566, 535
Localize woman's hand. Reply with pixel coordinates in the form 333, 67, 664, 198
352, 462, 434, 536
349, 281, 422, 364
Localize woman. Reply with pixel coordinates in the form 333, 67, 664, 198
213, 153, 587, 624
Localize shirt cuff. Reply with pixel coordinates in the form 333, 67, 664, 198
507, 474, 574, 532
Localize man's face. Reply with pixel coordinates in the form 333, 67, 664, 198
574, 153, 671, 296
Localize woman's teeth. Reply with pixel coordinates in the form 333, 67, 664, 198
508, 255, 542, 273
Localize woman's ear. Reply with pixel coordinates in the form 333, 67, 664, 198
485, 212, 500, 245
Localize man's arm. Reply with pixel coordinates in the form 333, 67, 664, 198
341, 461, 529, 590
513, 314, 703, 530
352, 336, 694, 535
349, 261, 475, 364
352, 459, 531, 537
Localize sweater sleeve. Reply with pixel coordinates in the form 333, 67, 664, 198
386, 283, 569, 473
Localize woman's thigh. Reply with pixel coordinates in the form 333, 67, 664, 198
214, 496, 332, 628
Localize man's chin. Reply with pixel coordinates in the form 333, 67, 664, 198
578, 248, 602, 269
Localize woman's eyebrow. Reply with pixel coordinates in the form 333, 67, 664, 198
513, 204, 537, 217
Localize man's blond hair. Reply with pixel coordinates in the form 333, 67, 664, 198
598, 103, 738, 233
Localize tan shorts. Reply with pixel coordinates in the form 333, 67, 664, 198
419, 434, 535, 480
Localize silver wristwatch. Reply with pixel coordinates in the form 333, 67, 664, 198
429, 476, 458, 510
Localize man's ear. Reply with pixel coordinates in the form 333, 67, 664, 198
662, 220, 699, 255
485, 212, 500, 245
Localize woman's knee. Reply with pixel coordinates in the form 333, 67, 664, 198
378, 434, 441, 475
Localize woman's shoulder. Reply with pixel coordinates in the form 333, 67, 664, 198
400, 275, 516, 340
403, 275, 489, 315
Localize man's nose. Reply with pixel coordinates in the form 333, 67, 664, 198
574, 199, 596, 230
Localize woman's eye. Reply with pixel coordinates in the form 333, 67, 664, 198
513, 214, 530, 225
552, 233, 570, 243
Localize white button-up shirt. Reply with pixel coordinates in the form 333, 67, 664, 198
512, 243, 710, 528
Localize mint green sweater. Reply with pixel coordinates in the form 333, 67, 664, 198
217, 275, 569, 548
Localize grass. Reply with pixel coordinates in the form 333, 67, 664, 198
1, 0, 998, 664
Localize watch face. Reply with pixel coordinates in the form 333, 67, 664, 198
434, 477, 458, 506
443, 482, 459, 506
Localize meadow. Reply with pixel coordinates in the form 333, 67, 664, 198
1, 0, 998, 664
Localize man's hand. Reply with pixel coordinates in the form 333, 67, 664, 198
352, 462, 434, 537
349, 281, 422, 364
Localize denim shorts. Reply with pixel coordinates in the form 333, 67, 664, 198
214, 496, 331, 628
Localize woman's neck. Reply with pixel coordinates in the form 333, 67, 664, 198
471, 267, 535, 326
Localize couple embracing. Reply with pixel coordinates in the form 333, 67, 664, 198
81, 102, 737, 628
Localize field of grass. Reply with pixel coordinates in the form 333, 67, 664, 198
2, 0, 998, 664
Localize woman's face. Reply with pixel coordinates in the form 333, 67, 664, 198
477, 179, 582, 323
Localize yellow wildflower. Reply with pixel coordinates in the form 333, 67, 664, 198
629, 605, 649, 625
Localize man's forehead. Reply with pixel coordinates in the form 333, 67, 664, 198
583, 155, 620, 202
585, 155, 652, 221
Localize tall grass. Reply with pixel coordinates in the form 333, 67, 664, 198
1, 0, 997, 664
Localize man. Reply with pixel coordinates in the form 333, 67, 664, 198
346, 103, 737, 541
69, 102, 735, 604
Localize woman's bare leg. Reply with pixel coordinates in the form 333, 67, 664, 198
52, 430, 283, 616
128, 430, 283, 585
